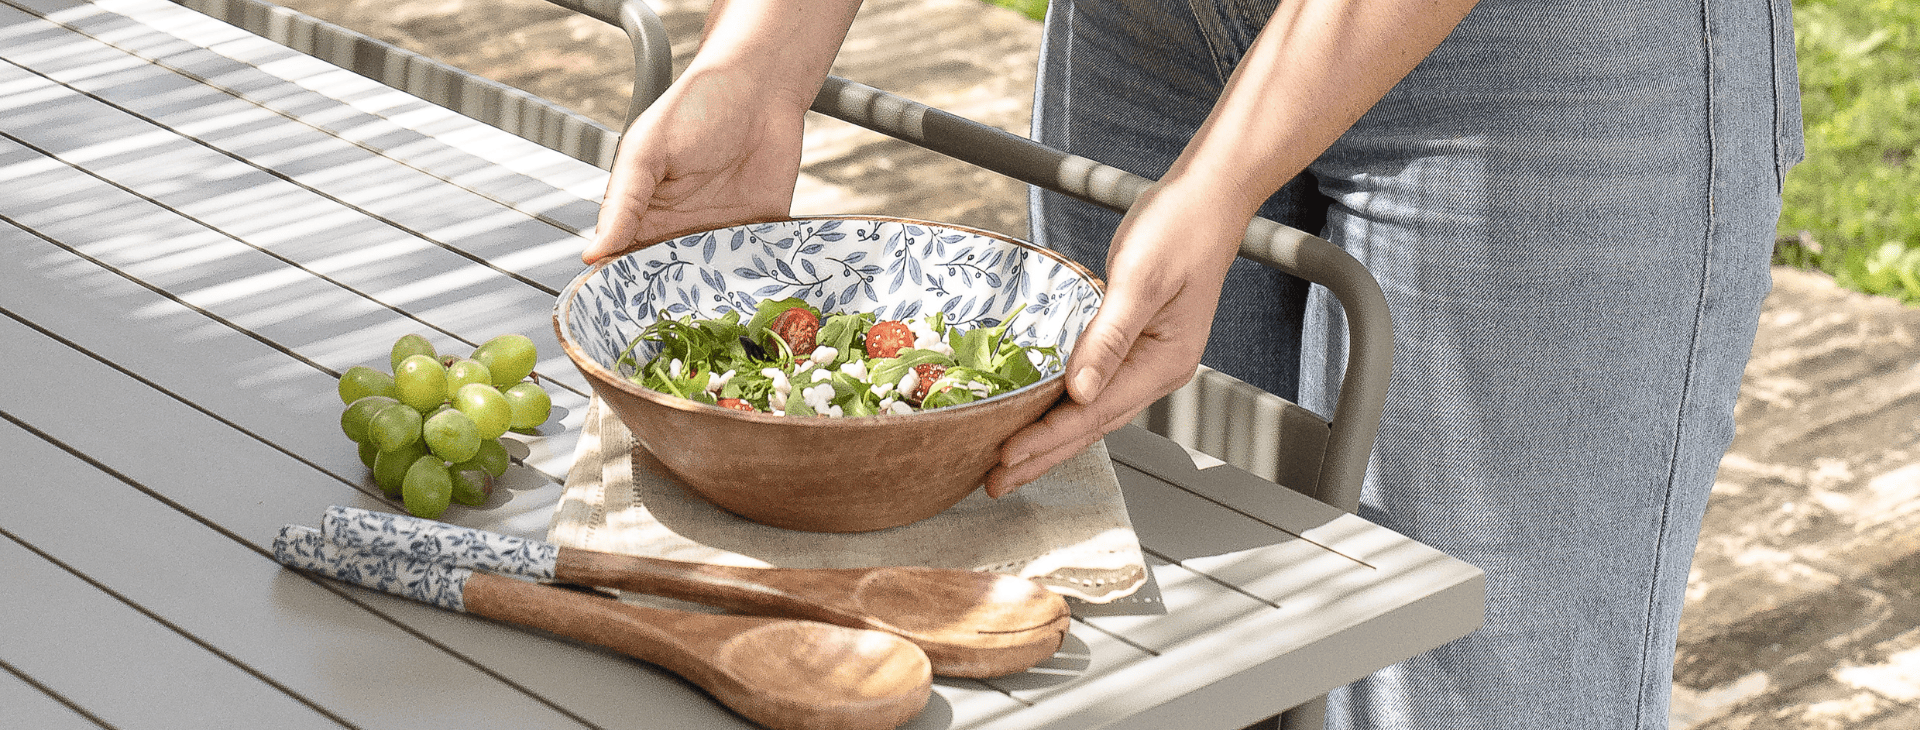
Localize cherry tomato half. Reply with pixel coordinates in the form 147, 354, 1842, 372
864, 320, 914, 359
908, 363, 947, 405
769, 308, 820, 356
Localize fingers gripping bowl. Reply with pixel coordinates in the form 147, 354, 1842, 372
555, 216, 1105, 533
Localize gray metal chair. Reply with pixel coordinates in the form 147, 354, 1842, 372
178, 1, 1396, 725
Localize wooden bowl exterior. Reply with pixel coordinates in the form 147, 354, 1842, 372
572, 358, 1064, 532
554, 216, 1098, 533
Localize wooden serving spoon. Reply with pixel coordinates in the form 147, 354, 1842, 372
556, 548, 1071, 678
321, 506, 1071, 678
276, 526, 931, 730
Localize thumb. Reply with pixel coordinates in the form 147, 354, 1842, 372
1063, 283, 1155, 403
584, 152, 663, 263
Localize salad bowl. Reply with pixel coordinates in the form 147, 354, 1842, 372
555, 216, 1105, 532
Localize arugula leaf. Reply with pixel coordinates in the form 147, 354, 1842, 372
921, 384, 979, 409
992, 346, 1045, 388
867, 349, 955, 388
817, 312, 872, 360
950, 327, 994, 371
841, 394, 878, 417
986, 304, 1027, 349
746, 297, 815, 333
784, 392, 815, 417
819, 371, 871, 413
645, 359, 687, 399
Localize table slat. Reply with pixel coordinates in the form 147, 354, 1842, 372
0, 214, 568, 532
0, 650, 112, 730
4, 0, 609, 219
0, 128, 589, 481
0, 421, 607, 730
978, 620, 1154, 702
0, 4, 593, 292
1105, 423, 1350, 536
0, 530, 349, 730
1106, 424, 1481, 624
1077, 555, 1273, 654
1116, 462, 1331, 567
0, 42, 593, 402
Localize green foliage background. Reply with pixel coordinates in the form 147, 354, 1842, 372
981, 0, 1915, 302
1778, 0, 1920, 303
982, 0, 1047, 21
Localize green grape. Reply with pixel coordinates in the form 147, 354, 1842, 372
358, 441, 379, 469
423, 408, 482, 463
452, 383, 512, 440
444, 358, 492, 400
338, 366, 396, 404
502, 382, 553, 430
472, 333, 538, 387
402, 456, 453, 519
340, 395, 399, 444
394, 354, 448, 412
368, 401, 424, 452
390, 333, 437, 372
456, 437, 510, 478
450, 468, 491, 507
372, 440, 426, 496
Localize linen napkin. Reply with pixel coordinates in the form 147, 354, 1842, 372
546, 397, 1148, 603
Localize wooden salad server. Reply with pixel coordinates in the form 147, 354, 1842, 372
275, 526, 931, 730
321, 506, 1071, 678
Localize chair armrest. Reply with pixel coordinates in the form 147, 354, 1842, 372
540, 0, 672, 125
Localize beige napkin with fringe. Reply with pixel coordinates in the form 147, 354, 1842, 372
546, 397, 1147, 603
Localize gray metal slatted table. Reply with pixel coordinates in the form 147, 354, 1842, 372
0, 0, 1484, 728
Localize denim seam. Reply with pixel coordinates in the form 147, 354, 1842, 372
1182, 0, 1236, 86
1632, 2, 1720, 727
1027, 0, 1070, 242
1056, 1, 1074, 157
1765, 0, 1786, 193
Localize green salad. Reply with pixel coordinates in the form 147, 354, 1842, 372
617, 298, 1060, 416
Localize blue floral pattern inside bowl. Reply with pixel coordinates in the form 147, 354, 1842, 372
560, 216, 1105, 401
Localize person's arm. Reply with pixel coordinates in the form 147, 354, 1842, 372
584, 0, 864, 262
984, 0, 1479, 495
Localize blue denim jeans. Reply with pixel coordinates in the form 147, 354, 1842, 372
1030, 0, 1803, 727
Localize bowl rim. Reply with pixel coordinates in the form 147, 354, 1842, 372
553, 214, 1107, 424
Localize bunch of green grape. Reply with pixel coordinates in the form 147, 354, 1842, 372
337, 333, 553, 519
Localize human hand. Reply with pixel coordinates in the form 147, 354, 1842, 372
982, 182, 1247, 497
583, 68, 808, 263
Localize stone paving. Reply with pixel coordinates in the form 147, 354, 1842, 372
1670, 267, 1920, 729
249, 0, 1920, 725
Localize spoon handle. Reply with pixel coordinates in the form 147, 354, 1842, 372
273, 526, 931, 730
320, 505, 866, 623
274, 524, 474, 610
321, 505, 560, 580
554, 547, 866, 626
275, 525, 744, 649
